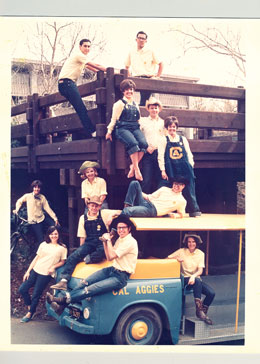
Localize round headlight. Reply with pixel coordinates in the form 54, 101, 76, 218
83, 307, 90, 319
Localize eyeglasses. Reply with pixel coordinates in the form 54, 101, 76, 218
117, 225, 128, 230
137, 37, 146, 40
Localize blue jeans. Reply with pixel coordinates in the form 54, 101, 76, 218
121, 181, 157, 217
59, 238, 105, 281
58, 79, 95, 136
19, 269, 51, 315
141, 150, 161, 194
69, 266, 130, 302
115, 123, 148, 156
31, 215, 55, 248
184, 277, 215, 306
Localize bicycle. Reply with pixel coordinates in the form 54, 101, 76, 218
10, 213, 36, 258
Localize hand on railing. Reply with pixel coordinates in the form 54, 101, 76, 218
105, 132, 113, 141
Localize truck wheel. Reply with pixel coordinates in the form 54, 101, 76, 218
112, 305, 162, 345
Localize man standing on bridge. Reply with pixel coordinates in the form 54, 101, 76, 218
58, 39, 107, 138
125, 31, 164, 106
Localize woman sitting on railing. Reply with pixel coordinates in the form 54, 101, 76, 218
158, 116, 201, 217
105, 79, 148, 181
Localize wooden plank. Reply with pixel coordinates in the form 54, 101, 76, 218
131, 214, 245, 231
195, 161, 245, 168
11, 146, 28, 157
189, 140, 245, 153
38, 108, 99, 134
115, 75, 245, 100
38, 79, 102, 108
35, 139, 98, 156
11, 103, 28, 117
141, 109, 245, 131
11, 123, 29, 138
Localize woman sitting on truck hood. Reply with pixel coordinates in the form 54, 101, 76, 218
168, 233, 215, 325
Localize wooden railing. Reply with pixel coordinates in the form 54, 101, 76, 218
11, 68, 245, 174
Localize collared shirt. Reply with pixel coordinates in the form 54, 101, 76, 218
81, 177, 107, 199
15, 193, 57, 224
139, 116, 165, 149
169, 248, 205, 277
157, 133, 194, 171
58, 51, 89, 82
147, 187, 187, 216
125, 46, 161, 77
34, 241, 67, 277
113, 233, 138, 274
107, 97, 140, 134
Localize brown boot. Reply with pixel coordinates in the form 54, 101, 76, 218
50, 302, 66, 315
50, 280, 68, 291
46, 292, 67, 305
202, 304, 213, 325
194, 298, 207, 321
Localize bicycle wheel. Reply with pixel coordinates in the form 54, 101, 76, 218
10, 233, 20, 255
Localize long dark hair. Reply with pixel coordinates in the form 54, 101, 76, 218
45, 226, 63, 246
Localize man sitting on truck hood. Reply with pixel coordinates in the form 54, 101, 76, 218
119, 177, 187, 219
46, 215, 138, 314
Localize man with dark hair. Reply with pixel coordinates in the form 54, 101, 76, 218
13, 180, 59, 247
46, 215, 138, 314
125, 31, 164, 106
120, 178, 187, 219
58, 39, 107, 138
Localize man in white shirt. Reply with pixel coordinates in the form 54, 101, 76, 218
125, 31, 163, 106
121, 179, 187, 219
46, 215, 138, 313
139, 97, 165, 193
58, 39, 106, 138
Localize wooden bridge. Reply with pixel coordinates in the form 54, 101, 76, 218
11, 68, 245, 246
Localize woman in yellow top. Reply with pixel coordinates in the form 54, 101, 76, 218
168, 233, 215, 325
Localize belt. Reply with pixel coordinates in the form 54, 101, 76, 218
58, 78, 73, 83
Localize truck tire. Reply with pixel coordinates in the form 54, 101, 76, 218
112, 305, 163, 345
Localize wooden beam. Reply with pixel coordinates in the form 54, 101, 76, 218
11, 103, 28, 117
35, 139, 98, 156
189, 140, 245, 153
142, 109, 245, 131
115, 75, 245, 101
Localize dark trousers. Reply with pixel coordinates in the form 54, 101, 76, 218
58, 79, 95, 136
68, 266, 130, 302
184, 277, 215, 307
30, 215, 55, 248
141, 150, 161, 194
19, 269, 51, 315
60, 238, 105, 281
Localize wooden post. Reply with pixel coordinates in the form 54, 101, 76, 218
105, 67, 116, 175
237, 94, 245, 142
68, 185, 78, 248
26, 95, 33, 173
31, 93, 40, 173
95, 70, 106, 167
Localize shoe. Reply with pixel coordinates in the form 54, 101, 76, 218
51, 302, 66, 315
91, 131, 97, 138
189, 211, 202, 217
50, 280, 68, 291
20, 313, 32, 323
46, 291, 67, 304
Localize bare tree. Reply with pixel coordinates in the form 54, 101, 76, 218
169, 23, 246, 80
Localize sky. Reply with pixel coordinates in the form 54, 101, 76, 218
7, 17, 247, 87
